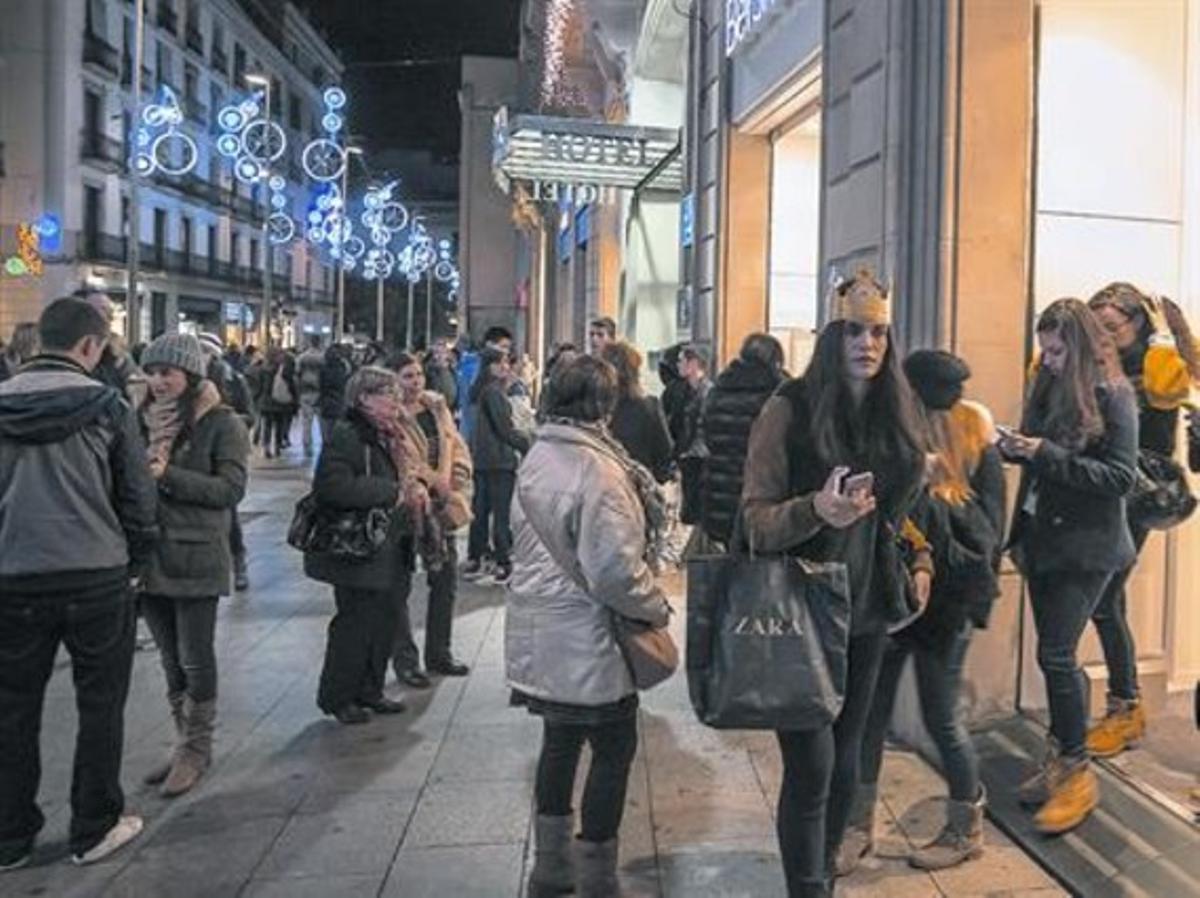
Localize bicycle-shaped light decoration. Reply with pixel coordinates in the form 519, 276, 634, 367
360, 181, 411, 281
306, 183, 364, 271
302, 87, 349, 183
132, 86, 198, 177
216, 91, 287, 185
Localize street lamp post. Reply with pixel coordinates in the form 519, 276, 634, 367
335, 145, 363, 341
425, 263, 433, 348
406, 279, 415, 351
375, 277, 385, 342
245, 73, 271, 347
126, 0, 145, 345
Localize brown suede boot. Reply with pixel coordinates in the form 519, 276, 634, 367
161, 698, 215, 798
143, 692, 186, 786
909, 786, 986, 870
1086, 695, 1146, 759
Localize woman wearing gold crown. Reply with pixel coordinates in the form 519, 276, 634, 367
1083, 283, 1198, 759
742, 269, 930, 897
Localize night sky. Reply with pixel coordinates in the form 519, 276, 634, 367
302, 0, 522, 161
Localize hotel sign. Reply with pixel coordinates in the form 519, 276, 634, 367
493, 108, 683, 205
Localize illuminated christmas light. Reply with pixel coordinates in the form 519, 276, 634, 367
302, 87, 349, 182
132, 86, 198, 177
218, 91, 287, 185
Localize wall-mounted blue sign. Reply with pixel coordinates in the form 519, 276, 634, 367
680, 193, 695, 248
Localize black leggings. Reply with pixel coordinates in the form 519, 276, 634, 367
535, 715, 639, 843
776, 632, 887, 891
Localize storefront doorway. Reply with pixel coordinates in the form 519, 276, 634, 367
768, 113, 821, 375
1024, 0, 1200, 819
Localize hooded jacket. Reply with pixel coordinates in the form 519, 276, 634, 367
0, 355, 158, 596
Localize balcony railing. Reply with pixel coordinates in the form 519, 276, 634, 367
83, 32, 121, 78
185, 24, 203, 55
157, 3, 178, 33
185, 96, 207, 124
80, 130, 125, 167
76, 232, 264, 288
211, 45, 228, 75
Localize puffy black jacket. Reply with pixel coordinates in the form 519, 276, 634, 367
0, 356, 158, 596
319, 352, 353, 420
700, 358, 783, 543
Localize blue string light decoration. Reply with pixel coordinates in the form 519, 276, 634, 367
132, 86, 198, 177
267, 175, 294, 245
216, 91, 287, 185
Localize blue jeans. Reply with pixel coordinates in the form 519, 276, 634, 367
1090, 525, 1148, 702
861, 622, 980, 802
1029, 571, 1114, 758
0, 589, 135, 857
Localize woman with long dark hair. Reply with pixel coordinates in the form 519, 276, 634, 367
742, 270, 929, 897
1084, 283, 1197, 758
1002, 298, 1137, 835
138, 334, 249, 796
847, 350, 1005, 875
601, 340, 674, 483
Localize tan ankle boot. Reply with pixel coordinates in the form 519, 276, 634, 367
1086, 695, 1146, 758
1035, 759, 1098, 835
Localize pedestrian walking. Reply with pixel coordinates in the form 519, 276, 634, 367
0, 297, 157, 868
307, 366, 427, 725
507, 354, 673, 898
741, 269, 929, 897
138, 334, 250, 797
297, 335, 326, 457
847, 350, 1006, 875
1001, 298, 1138, 835
390, 354, 474, 687
0, 322, 38, 382
1084, 283, 1198, 758
260, 347, 296, 458
243, 346, 268, 448
602, 340, 674, 483
463, 347, 531, 586
700, 332, 786, 547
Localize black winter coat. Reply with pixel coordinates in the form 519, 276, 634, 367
1008, 384, 1139, 575
700, 358, 783, 543
303, 409, 411, 590
319, 353, 354, 420
609, 395, 674, 483
471, 381, 531, 471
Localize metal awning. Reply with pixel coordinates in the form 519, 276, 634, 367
492, 109, 683, 194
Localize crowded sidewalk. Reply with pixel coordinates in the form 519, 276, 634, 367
0, 448, 1064, 898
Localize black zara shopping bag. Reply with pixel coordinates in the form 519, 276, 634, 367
686, 553, 851, 731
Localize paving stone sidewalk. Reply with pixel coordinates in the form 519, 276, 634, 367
2, 452, 1065, 898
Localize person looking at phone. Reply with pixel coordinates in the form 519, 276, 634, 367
742, 269, 930, 897
1083, 284, 1199, 759
1000, 298, 1138, 836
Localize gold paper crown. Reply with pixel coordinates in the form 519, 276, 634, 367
829, 267, 892, 326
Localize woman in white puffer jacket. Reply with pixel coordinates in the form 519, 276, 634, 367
506, 354, 671, 898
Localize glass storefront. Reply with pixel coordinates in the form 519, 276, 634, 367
1029, 0, 1200, 819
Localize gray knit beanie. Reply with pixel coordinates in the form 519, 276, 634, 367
141, 333, 208, 378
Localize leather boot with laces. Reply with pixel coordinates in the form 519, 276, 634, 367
1018, 741, 1065, 807
1086, 695, 1146, 758
909, 786, 986, 870
1035, 757, 1098, 835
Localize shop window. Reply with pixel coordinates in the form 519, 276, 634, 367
768, 115, 821, 373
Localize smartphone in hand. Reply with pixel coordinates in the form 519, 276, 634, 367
843, 471, 874, 496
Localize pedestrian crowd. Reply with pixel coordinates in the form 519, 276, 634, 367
2, 277, 1199, 898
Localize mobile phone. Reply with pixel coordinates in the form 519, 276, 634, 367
843, 472, 874, 495
994, 424, 1018, 443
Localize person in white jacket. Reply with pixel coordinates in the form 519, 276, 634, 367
506, 354, 672, 898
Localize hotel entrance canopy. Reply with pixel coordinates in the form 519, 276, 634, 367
492, 108, 683, 195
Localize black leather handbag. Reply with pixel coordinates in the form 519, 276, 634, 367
1128, 449, 1197, 531
287, 445, 394, 561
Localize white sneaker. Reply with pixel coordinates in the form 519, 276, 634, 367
72, 815, 144, 866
